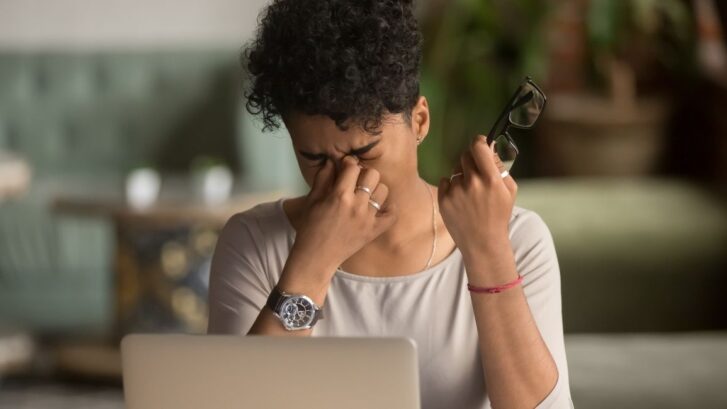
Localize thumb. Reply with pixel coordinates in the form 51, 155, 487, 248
308, 159, 334, 202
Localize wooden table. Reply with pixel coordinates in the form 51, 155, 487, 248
53, 182, 290, 338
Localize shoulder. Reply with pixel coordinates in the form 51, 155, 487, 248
211, 198, 293, 282
228, 198, 284, 224
213, 198, 293, 263
508, 205, 552, 243
507, 205, 559, 278
221, 198, 289, 238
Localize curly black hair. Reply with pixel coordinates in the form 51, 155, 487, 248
243, 0, 423, 134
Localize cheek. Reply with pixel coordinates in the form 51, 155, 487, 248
361, 161, 391, 187
295, 158, 338, 189
300, 168, 317, 189
292, 156, 316, 189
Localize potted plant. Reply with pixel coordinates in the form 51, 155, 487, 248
538, 0, 693, 176
417, 0, 548, 180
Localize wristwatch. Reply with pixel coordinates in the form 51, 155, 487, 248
266, 286, 324, 331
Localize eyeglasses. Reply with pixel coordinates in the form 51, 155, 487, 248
486, 76, 547, 172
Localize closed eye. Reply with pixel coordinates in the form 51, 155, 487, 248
299, 139, 381, 165
308, 154, 378, 167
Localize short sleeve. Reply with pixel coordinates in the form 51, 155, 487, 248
509, 209, 574, 409
207, 212, 273, 335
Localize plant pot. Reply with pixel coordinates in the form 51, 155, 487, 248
536, 93, 668, 176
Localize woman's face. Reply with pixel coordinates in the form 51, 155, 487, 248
284, 96, 430, 193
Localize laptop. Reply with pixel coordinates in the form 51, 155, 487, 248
121, 334, 421, 409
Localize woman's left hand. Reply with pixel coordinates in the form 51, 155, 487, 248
437, 135, 518, 266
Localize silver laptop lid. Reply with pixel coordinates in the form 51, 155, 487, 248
121, 334, 420, 409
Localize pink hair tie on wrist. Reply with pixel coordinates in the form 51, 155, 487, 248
467, 275, 523, 294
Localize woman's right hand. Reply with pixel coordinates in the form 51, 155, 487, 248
287, 155, 399, 282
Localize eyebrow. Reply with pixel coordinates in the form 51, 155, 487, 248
298, 140, 381, 160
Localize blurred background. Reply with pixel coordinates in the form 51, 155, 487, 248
0, 0, 725, 408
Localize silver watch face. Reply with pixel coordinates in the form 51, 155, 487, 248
279, 295, 316, 330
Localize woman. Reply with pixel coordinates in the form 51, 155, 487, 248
207, 0, 573, 408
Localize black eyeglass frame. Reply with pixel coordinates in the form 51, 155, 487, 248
485, 76, 547, 156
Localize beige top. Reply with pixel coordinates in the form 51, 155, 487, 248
207, 197, 574, 409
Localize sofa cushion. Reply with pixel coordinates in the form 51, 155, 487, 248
516, 177, 727, 333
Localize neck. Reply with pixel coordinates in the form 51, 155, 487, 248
370, 174, 434, 251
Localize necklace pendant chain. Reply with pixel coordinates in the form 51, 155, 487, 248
422, 178, 437, 272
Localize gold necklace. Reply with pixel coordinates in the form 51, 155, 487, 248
422, 178, 437, 272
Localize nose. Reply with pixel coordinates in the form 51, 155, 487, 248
332, 154, 362, 173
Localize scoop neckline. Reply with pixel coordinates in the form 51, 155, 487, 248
276, 197, 462, 283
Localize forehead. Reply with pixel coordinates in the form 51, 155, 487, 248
286, 114, 378, 148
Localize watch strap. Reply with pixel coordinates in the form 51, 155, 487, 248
266, 286, 284, 314
266, 286, 324, 321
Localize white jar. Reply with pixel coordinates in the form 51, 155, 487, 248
125, 167, 161, 209
193, 165, 233, 206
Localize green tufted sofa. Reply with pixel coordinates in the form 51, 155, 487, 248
0, 50, 247, 335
